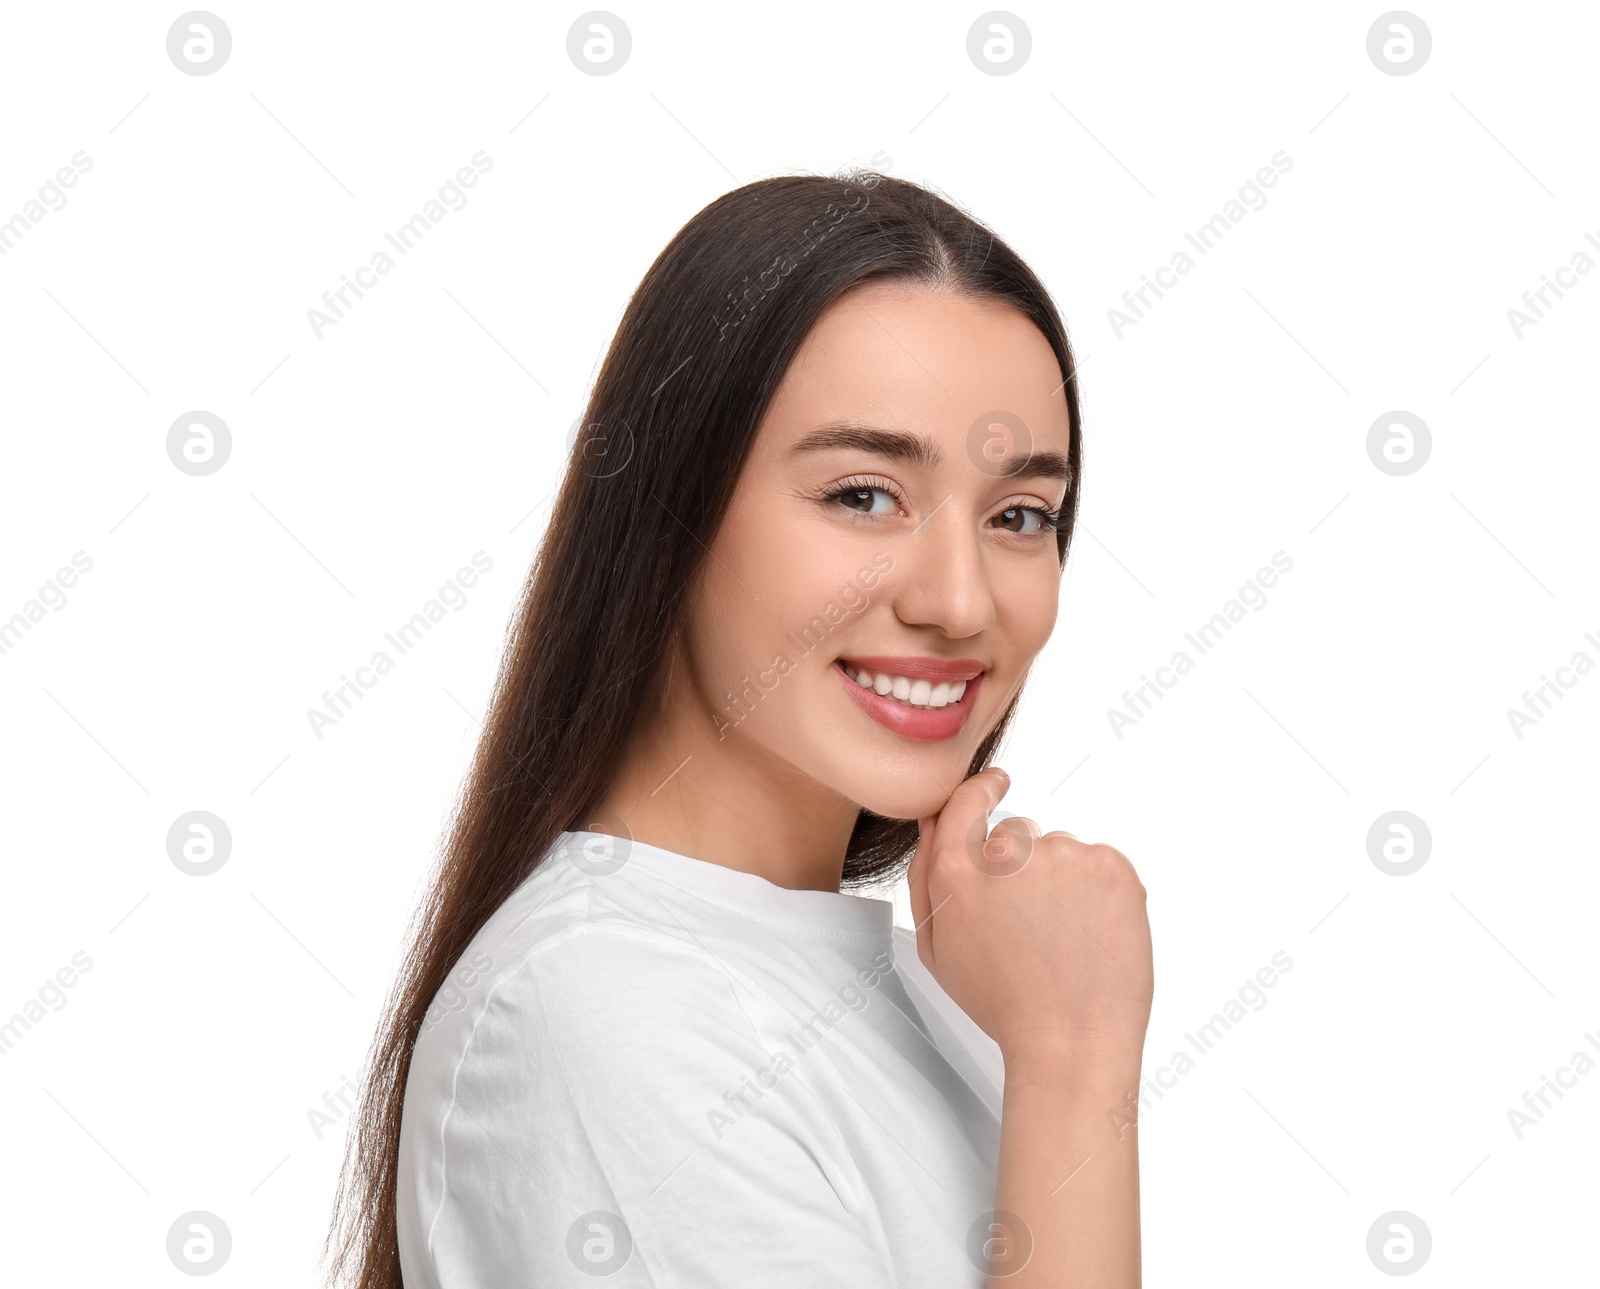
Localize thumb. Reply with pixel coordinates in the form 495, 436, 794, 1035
941, 765, 1012, 876
907, 814, 938, 970
909, 767, 1011, 966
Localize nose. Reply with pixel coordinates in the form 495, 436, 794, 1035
887, 496, 996, 640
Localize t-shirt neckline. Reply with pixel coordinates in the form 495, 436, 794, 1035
556, 829, 894, 940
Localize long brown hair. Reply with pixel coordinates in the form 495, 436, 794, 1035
320, 169, 1083, 1288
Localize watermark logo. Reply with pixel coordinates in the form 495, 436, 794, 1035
566, 810, 633, 877
566, 1210, 632, 1275
166, 12, 232, 76
1365, 811, 1431, 877
167, 411, 232, 476
1366, 13, 1431, 76
965, 1209, 1034, 1277
1365, 410, 1430, 476
964, 808, 1034, 876
167, 811, 233, 877
966, 13, 1031, 75
1365, 1210, 1431, 1274
567, 12, 631, 75
166, 1211, 232, 1275
965, 410, 1036, 478
567, 414, 636, 478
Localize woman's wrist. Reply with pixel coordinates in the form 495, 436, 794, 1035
1001, 1042, 1144, 1092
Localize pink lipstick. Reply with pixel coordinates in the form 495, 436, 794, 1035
833, 655, 985, 741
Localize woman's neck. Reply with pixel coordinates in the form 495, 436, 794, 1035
589, 692, 861, 894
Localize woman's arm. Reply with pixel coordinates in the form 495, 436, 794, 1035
908, 767, 1154, 1287
985, 1051, 1142, 1286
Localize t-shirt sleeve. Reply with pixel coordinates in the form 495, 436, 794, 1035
420, 927, 898, 1287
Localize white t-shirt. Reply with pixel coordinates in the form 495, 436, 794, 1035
396, 828, 1007, 1287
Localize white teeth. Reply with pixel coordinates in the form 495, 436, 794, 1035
844, 664, 972, 709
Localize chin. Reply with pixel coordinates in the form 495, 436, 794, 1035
856, 784, 961, 824
819, 745, 979, 824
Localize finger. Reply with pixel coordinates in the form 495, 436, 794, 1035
931, 766, 1012, 881
992, 814, 1041, 870
983, 811, 1038, 875
907, 815, 938, 969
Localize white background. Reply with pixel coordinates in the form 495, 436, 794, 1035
1, 0, 1595, 1283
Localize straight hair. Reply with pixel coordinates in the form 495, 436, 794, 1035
321, 168, 1082, 1288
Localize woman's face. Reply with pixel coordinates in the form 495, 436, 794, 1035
676, 279, 1074, 823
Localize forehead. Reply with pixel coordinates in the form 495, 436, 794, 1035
761, 281, 1072, 459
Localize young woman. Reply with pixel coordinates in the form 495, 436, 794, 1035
324, 171, 1153, 1287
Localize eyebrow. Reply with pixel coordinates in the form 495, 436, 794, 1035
791, 422, 1074, 484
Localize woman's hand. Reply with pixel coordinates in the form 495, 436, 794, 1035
907, 766, 1153, 1069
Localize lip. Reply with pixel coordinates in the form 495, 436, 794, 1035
834, 655, 986, 683
833, 658, 984, 742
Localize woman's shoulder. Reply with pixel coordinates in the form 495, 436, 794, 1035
397, 855, 906, 1289
408, 839, 753, 1085
464, 833, 707, 980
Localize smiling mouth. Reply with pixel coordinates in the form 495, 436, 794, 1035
834, 659, 976, 709
832, 657, 985, 741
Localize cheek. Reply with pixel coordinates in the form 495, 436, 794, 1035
997, 558, 1061, 654
709, 494, 866, 658
683, 580, 773, 702
685, 523, 833, 714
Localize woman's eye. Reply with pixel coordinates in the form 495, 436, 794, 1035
833, 486, 897, 516
993, 505, 1048, 535
824, 485, 1055, 534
